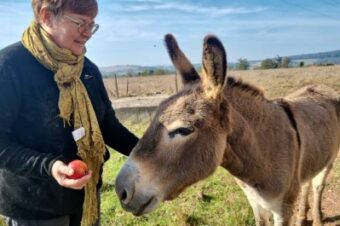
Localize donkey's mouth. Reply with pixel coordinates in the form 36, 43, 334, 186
133, 196, 156, 216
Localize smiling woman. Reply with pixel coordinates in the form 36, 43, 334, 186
31, 0, 99, 56
0, 0, 139, 226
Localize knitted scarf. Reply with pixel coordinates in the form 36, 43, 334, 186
22, 21, 105, 226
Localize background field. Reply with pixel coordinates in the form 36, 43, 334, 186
0, 66, 339, 226
104, 65, 340, 99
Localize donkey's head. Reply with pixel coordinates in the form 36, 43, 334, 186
115, 34, 231, 216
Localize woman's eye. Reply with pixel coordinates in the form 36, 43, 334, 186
169, 127, 194, 138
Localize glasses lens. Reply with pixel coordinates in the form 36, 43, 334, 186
91, 24, 99, 34
78, 23, 99, 35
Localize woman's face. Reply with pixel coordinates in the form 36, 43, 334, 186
47, 12, 97, 56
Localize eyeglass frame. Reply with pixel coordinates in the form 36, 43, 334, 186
63, 15, 99, 35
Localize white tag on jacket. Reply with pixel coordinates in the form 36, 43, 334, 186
84, 74, 93, 80
72, 127, 85, 142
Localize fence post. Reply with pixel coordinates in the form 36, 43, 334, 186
126, 78, 129, 96
175, 71, 178, 93
114, 74, 119, 98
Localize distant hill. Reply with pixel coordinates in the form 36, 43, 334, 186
288, 49, 340, 60
100, 65, 175, 77
286, 49, 340, 66
100, 49, 340, 76
249, 49, 340, 68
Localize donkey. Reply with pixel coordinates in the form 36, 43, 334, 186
115, 34, 340, 226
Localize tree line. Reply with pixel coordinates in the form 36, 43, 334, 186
233, 56, 291, 70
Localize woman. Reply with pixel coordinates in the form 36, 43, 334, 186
0, 0, 138, 225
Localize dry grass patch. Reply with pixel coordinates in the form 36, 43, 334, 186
104, 65, 340, 99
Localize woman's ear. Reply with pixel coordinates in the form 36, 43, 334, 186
39, 7, 53, 27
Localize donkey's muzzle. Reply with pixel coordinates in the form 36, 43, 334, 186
115, 160, 159, 216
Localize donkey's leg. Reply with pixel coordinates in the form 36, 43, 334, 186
295, 182, 311, 226
272, 186, 300, 226
234, 179, 272, 226
311, 165, 332, 226
248, 199, 272, 226
272, 202, 295, 226
235, 178, 273, 225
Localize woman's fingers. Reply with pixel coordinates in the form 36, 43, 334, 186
61, 170, 93, 190
51, 160, 92, 189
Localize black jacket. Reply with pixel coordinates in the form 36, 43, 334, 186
0, 42, 138, 219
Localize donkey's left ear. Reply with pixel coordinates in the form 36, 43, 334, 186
165, 34, 200, 86
201, 35, 227, 99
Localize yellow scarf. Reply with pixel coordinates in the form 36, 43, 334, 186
22, 21, 105, 226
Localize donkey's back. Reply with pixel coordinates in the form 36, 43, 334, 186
284, 85, 340, 226
285, 85, 340, 181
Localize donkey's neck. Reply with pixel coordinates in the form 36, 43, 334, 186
221, 80, 294, 191
223, 106, 268, 177
224, 78, 268, 124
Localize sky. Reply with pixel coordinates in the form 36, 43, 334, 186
1, 0, 339, 67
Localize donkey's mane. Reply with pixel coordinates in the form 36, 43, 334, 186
227, 77, 264, 99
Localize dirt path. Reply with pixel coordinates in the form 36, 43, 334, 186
111, 94, 168, 109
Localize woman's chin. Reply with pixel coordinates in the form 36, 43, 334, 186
71, 47, 85, 56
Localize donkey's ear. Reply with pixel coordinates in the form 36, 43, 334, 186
201, 35, 227, 99
164, 34, 200, 86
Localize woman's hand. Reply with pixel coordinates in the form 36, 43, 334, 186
51, 160, 92, 190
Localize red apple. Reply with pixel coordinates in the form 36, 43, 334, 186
66, 160, 88, 179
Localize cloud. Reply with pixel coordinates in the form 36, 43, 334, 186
1, 0, 339, 66
96, 16, 162, 42
104, 1, 266, 17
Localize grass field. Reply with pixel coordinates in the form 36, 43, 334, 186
1, 66, 339, 226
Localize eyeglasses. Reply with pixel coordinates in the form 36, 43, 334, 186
64, 15, 99, 35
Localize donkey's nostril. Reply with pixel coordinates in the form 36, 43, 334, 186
119, 188, 133, 205
120, 189, 128, 202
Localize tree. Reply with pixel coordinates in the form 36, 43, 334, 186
281, 57, 290, 68
275, 55, 282, 67
154, 69, 168, 75
261, 59, 278, 69
236, 58, 249, 70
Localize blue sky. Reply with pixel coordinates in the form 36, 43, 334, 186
1, 0, 339, 67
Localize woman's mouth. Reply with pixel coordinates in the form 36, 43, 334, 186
75, 40, 86, 46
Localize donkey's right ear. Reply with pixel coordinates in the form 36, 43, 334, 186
164, 34, 200, 86
201, 35, 227, 99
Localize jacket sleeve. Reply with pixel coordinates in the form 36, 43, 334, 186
93, 66, 139, 156
0, 64, 61, 179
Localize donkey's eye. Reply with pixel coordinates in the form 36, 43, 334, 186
168, 127, 194, 138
